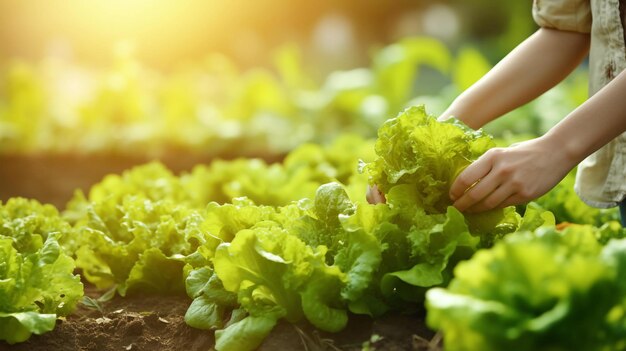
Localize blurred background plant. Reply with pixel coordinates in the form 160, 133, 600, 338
0, 0, 586, 155
0, 0, 593, 211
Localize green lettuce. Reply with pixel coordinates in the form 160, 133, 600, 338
72, 196, 208, 296
0, 198, 73, 253
182, 134, 375, 207
63, 162, 188, 226
183, 198, 305, 333
361, 105, 514, 235
184, 267, 238, 330
213, 222, 347, 351
182, 158, 321, 207
426, 225, 626, 351
340, 185, 483, 315
0, 199, 83, 344
288, 183, 382, 304
362, 105, 493, 213
187, 183, 380, 351
535, 169, 620, 226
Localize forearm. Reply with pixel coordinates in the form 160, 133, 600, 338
440, 28, 590, 129
541, 69, 626, 165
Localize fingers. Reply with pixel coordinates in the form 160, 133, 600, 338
449, 151, 495, 203
366, 185, 386, 204
464, 184, 514, 213
451, 171, 499, 212
450, 147, 534, 212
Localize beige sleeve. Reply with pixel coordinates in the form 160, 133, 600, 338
533, 0, 592, 33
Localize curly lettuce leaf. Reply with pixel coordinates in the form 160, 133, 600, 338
73, 196, 208, 295
535, 169, 620, 226
214, 225, 313, 323
0, 197, 73, 254
212, 220, 352, 351
64, 162, 187, 222
287, 183, 382, 304
426, 226, 626, 351
362, 105, 494, 213
212, 226, 304, 351
334, 184, 482, 316
0, 233, 82, 344
183, 159, 321, 207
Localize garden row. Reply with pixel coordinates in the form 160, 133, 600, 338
2, 106, 624, 350
0, 37, 585, 157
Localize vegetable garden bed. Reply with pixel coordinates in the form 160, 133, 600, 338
1, 107, 624, 351
3, 282, 438, 351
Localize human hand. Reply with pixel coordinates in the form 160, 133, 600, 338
366, 184, 386, 204
449, 137, 575, 213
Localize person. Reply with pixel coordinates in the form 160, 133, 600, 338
368, 0, 626, 225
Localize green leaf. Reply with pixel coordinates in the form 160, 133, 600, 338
0, 199, 83, 344
72, 196, 207, 295
300, 265, 348, 332
184, 268, 238, 330
215, 314, 280, 351
363, 105, 494, 214
334, 229, 381, 302
121, 248, 186, 296
214, 227, 312, 323
80, 296, 104, 314
185, 294, 231, 330
426, 227, 626, 351
0, 311, 57, 344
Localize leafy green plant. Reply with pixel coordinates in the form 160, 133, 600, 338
71, 196, 209, 296
0, 198, 83, 344
426, 224, 626, 351
361, 105, 518, 235
534, 169, 620, 226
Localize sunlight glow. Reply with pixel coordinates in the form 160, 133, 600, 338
0, 0, 239, 67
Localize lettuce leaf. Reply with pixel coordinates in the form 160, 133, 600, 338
535, 169, 620, 226
426, 226, 626, 351
212, 222, 348, 351
72, 196, 208, 295
0, 197, 73, 254
339, 185, 480, 315
287, 183, 382, 305
361, 105, 517, 237
184, 267, 238, 330
0, 199, 83, 344
362, 105, 493, 213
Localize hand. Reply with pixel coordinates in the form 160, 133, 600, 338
449, 137, 575, 213
366, 184, 386, 204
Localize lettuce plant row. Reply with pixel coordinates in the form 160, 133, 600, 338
2, 106, 625, 350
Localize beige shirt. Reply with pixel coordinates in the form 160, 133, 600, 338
533, 0, 626, 208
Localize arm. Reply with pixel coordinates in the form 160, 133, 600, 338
450, 69, 626, 213
367, 28, 590, 205
440, 28, 590, 129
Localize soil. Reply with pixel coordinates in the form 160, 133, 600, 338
0, 286, 441, 351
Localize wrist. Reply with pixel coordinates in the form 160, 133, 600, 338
537, 129, 586, 167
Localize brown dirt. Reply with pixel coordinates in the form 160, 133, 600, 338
0, 285, 440, 351
0, 290, 214, 351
